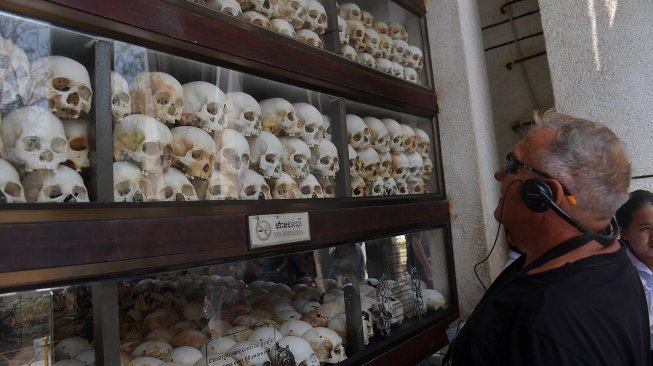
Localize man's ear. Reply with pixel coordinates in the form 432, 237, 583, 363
620, 227, 630, 242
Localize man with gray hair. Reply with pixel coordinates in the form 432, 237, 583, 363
444, 111, 649, 365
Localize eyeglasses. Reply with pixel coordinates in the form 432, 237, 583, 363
504, 152, 577, 205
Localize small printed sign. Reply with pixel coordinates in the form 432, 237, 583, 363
248, 212, 311, 248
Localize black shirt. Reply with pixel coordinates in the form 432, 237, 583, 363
447, 239, 650, 366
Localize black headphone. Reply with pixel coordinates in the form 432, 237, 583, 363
520, 179, 617, 246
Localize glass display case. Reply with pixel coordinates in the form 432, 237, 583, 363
0, 0, 454, 365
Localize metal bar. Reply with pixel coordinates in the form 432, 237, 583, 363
484, 31, 543, 52
344, 279, 364, 355
481, 9, 540, 31
332, 98, 350, 198
500, 0, 529, 14
505, 50, 547, 70
92, 282, 120, 366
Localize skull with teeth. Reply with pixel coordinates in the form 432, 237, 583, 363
206, 169, 240, 200
364, 28, 382, 58
279, 136, 311, 179
1, 106, 68, 173
298, 173, 323, 198
379, 34, 394, 59
304, 0, 328, 35
214, 128, 251, 177
268, 171, 300, 199
236, 0, 278, 18
391, 152, 409, 182
250, 131, 283, 179
390, 39, 409, 63
260, 97, 301, 137
111, 71, 132, 122
346, 114, 370, 150
363, 117, 389, 153
130, 71, 184, 125
292, 102, 324, 147
113, 161, 151, 202
381, 118, 404, 153
206, 0, 243, 17
113, 114, 173, 175
224, 92, 262, 137
22, 165, 89, 203
171, 126, 215, 180
159, 167, 199, 201
239, 169, 272, 200
29, 56, 93, 119
273, 0, 307, 29
357, 146, 380, 183
0, 158, 26, 203
310, 139, 339, 178
180, 81, 226, 134
405, 151, 424, 182
62, 118, 90, 172
0, 36, 30, 106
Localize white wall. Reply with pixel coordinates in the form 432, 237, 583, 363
426, 0, 502, 313
539, 0, 653, 192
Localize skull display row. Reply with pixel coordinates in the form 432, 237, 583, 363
339, 45, 421, 85
339, 3, 410, 42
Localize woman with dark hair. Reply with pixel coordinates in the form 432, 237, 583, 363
617, 189, 653, 361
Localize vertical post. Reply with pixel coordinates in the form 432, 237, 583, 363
92, 282, 120, 366
321, 0, 341, 54
343, 282, 364, 355
329, 98, 349, 197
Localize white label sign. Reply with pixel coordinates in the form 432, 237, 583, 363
248, 212, 311, 248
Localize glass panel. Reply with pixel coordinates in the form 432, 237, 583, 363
0, 11, 95, 203
360, 228, 451, 345
113, 41, 342, 202
338, 1, 428, 86
0, 285, 94, 365
345, 100, 438, 196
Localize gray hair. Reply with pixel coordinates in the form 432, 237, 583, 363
531, 111, 631, 217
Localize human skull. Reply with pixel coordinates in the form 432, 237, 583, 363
304, 0, 328, 34
356, 52, 376, 68
365, 175, 383, 196
357, 146, 380, 182
346, 114, 370, 150
337, 16, 349, 45
422, 289, 447, 311
406, 46, 424, 71
243, 11, 272, 28
214, 129, 250, 177
327, 314, 347, 344
113, 161, 151, 202
247, 327, 283, 352
401, 124, 416, 153
111, 71, 132, 122
389, 40, 408, 64
180, 81, 226, 134
29, 56, 93, 119
270, 18, 297, 38
404, 67, 418, 84
22, 165, 89, 203
317, 176, 335, 198
381, 118, 404, 153
250, 131, 283, 178
413, 128, 431, 158
347, 20, 366, 53
302, 327, 346, 364
389, 22, 409, 41
226, 341, 271, 366
363, 117, 389, 153
348, 144, 361, 178
361, 11, 374, 28
271, 336, 319, 366
237, 0, 278, 18
163, 346, 203, 365
375, 57, 393, 74
408, 177, 426, 194
297, 173, 323, 198
374, 21, 389, 35
364, 28, 382, 58
339, 3, 361, 20
130, 72, 184, 125
1, 106, 67, 172
279, 136, 310, 179
113, 114, 173, 175
391, 152, 409, 182
260, 97, 300, 137
62, 118, 90, 172
223, 92, 261, 137
293, 102, 324, 147
379, 34, 394, 59
377, 150, 392, 178
279, 320, 313, 337
0, 158, 25, 203
405, 151, 424, 181
351, 176, 366, 197
268, 171, 300, 199
395, 178, 408, 195
321, 114, 332, 141
309, 139, 339, 178
297, 29, 324, 48
383, 176, 399, 195
340, 45, 357, 61
391, 61, 405, 79
239, 169, 271, 199
273, 0, 307, 29
158, 167, 199, 201
421, 156, 433, 182
0, 36, 30, 106
171, 126, 215, 180
206, 0, 243, 17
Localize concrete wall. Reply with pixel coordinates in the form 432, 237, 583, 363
426, 0, 502, 313
539, 0, 653, 192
